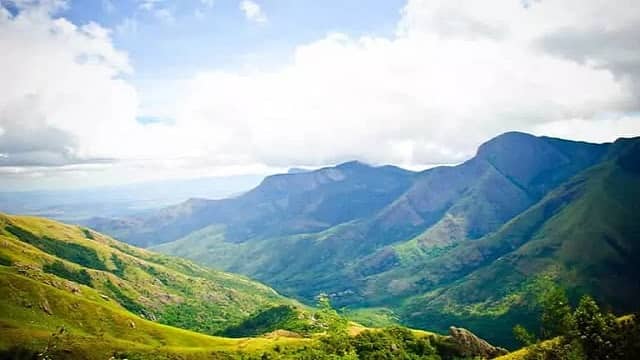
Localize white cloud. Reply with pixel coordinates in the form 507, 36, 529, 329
0, 1, 159, 166
2, 0, 640, 189
240, 0, 266, 23
172, 0, 639, 168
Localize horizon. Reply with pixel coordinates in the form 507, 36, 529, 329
0, 130, 632, 192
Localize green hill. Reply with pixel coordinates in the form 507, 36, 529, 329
396, 138, 640, 347
0, 266, 309, 359
85, 133, 640, 349
147, 133, 612, 305
0, 213, 316, 349
0, 213, 518, 359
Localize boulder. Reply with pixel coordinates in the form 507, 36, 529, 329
448, 326, 508, 359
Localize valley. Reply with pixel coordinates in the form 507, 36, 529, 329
89, 132, 640, 348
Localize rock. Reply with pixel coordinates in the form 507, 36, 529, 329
448, 326, 508, 359
100, 294, 110, 301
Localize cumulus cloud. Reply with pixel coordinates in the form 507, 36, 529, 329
0, 95, 84, 166
0, 0, 157, 167
240, 0, 266, 23
2, 0, 640, 189
537, 24, 640, 108
172, 0, 639, 167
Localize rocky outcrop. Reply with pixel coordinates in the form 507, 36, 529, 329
449, 326, 508, 359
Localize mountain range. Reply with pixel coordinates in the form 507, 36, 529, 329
79, 131, 640, 348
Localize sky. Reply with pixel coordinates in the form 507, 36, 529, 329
0, 0, 639, 191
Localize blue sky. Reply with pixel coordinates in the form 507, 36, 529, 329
1, 0, 639, 190
60, 0, 404, 118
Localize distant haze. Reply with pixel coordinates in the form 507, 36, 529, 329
0, 174, 265, 222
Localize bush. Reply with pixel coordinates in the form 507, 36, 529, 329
104, 280, 145, 314
221, 305, 314, 337
110, 254, 126, 278
6, 225, 107, 271
0, 253, 12, 266
517, 291, 640, 360
43, 260, 92, 286
351, 327, 439, 360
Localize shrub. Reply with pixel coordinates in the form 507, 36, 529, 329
104, 280, 145, 314
0, 253, 12, 266
43, 260, 92, 286
110, 254, 126, 278
6, 225, 107, 271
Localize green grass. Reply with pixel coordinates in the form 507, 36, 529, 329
342, 307, 400, 328
5, 224, 108, 271
0, 268, 310, 359
0, 213, 298, 337
221, 305, 317, 338
396, 155, 640, 348
0, 213, 529, 359
43, 260, 93, 286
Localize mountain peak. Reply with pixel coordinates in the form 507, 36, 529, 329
335, 160, 371, 169
475, 131, 539, 157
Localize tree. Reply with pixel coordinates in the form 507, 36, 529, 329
573, 295, 617, 359
538, 284, 574, 340
513, 324, 537, 346
315, 294, 355, 357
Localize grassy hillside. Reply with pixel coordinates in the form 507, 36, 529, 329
0, 214, 509, 359
0, 213, 302, 338
397, 139, 640, 348
0, 267, 309, 359
92, 133, 639, 350
150, 133, 610, 308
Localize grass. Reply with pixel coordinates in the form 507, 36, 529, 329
342, 307, 400, 328
0, 216, 314, 359
0, 273, 309, 359
0, 213, 300, 338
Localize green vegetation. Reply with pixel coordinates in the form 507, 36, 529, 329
3, 136, 640, 357
343, 307, 400, 328
248, 296, 444, 360
147, 134, 640, 350
43, 260, 92, 286
5, 224, 108, 271
0, 253, 12, 266
0, 213, 296, 339
395, 147, 640, 348
0, 267, 310, 359
81, 228, 95, 240
510, 287, 640, 360
104, 279, 146, 314
110, 253, 126, 277
221, 305, 316, 338
0, 231, 501, 359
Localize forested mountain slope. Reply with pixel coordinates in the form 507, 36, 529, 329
86, 133, 640, 348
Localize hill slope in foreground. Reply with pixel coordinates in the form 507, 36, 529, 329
0, 213, 516, 359
0, 213, 312, 358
